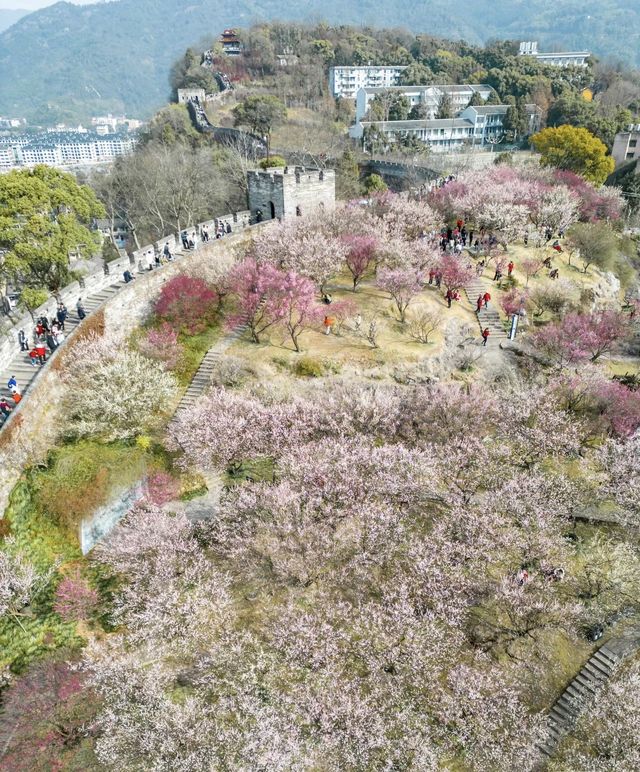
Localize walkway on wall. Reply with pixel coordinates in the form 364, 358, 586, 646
0, 282, 124, 427
0, 236, 241, 432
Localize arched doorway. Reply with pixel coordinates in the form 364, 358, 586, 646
269, 201, 276, 220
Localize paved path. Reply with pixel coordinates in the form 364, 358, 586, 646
540, 629, 640, 757
464, 276, 508, 347
0, 282, 124, 427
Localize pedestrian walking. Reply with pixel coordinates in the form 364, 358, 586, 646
46, 333, 57, 353
0, 398, 12, 417
476, 294, 483, 313
481, 327, 490, 347
7, 375, 17, 391
446, 289, 453, 308
323, 315, 335, 335
483, 291, 491, 309
18, 329, 28, 352
35, 342, 47, 365
56, 304, 67, 330
29, 349, 39, 367
507, 261, 514, 276
76, 298, 86, 320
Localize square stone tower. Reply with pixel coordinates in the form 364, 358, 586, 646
247, 166, 336, 222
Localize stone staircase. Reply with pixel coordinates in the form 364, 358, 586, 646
173, 299, 266, 416
0, 282, 123, 427
173, 324, 247, 414
540, 632, 640, 757
464, 278, 508, 346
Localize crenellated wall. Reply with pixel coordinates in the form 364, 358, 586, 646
0, 223, 264, 517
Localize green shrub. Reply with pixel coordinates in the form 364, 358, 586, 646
31, 442, 146, 534
294, 356, 325, 378
259, 155, 287, 169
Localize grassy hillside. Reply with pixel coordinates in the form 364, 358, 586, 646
0, 0, 638, 122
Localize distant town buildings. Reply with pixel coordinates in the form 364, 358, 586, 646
0, 130, 137, 171
329, 65, 408, 100
220, 29, 242, 56
0, 117, 24, 129
349, 104, 541, 153
91, 114, 143, 134
518, 41, 590, 68
355, 84, 495, 123
612, 126, 640, 167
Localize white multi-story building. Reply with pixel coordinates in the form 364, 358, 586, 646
355, 84, 494, 123
329, 65, 408, 100
1, 130, 137, 171
350, 104, 541, 153
612, 127, 640, 167
518, 41, 590, 68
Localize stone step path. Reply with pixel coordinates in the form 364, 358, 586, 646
464, 278, 507, 346
539, 632, 640, 758
173, 324, 248, 414
172, 300, 265, 417
0, 282, 123, 426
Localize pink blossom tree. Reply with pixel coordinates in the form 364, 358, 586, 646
437, 253, 475, 291
342, 235, 378, 291
54, 569, 99, 622
500, 287, 529, 316
278, 271, 324, 352
521, 256, 544, 286
376, 267, 424, 322
137, 323, 183, 370
226, 258, 288, 343
144, 471, 180, 505
531, 310, 632, 366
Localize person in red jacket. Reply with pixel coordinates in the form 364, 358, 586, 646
445, 289, 453, 308
476, 294, 483, 312
35, 342, 47, 365
508, 261, 514, 276
482, 327, 490, 346
483, 291, 491, 309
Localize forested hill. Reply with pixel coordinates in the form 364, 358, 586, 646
0, 0, 638, 122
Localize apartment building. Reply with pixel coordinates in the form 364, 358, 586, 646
612, 127, 640, 166
0, 131, 136, 170
349, 104, 540, 152
518, 41, 590, 68
329, 65, 408, 99
355, 84, 494, 122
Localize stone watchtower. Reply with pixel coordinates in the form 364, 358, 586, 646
247, 166, 336, 222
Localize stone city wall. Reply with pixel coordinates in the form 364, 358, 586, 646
0, 223, 265, 517
0, 210, 252, 375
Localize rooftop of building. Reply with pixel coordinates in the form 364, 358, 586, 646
331, 65, 409, 70
358, 118, 475, 130
359, 83, 492, 94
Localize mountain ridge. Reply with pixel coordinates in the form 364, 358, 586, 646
0, 0, 638, 122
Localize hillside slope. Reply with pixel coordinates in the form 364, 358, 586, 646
0, 8, 29, 33
0, 0, 637, 122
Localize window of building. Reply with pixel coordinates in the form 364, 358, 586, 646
629, 140, 637, 148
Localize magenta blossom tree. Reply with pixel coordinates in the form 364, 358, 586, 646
279, 271, 324, 352
376, 267, 424, 322
343, 235, 378, 291
155, 276, 218, 334
531, 310, 632, 366
437, 254, 475, 292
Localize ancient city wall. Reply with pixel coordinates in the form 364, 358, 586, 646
0, 224, 262, 516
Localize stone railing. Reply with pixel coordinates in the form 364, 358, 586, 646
0, 209, 252, 374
